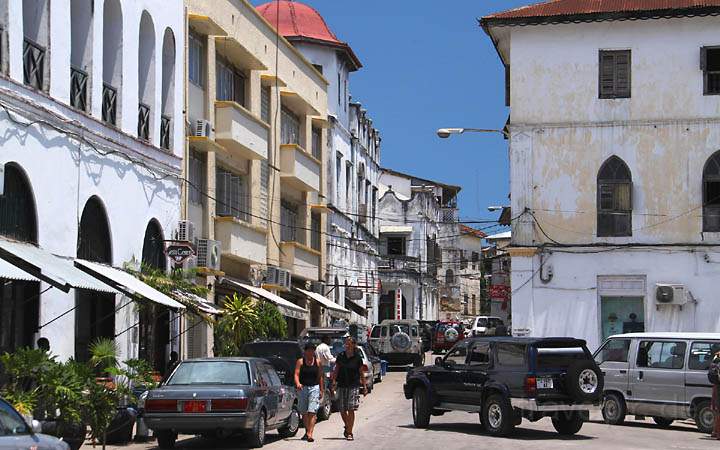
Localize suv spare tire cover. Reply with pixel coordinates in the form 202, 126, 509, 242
566, 361, 604, 402
444, 327, 459, 342
391, 332, 412, 351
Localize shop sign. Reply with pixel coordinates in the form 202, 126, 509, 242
395, 288, 402, 320
490, 284, 510, 301
165, 242, 195, 264
346, 288, 364, 301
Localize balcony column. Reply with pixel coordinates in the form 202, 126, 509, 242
267, 84, 282, 268
205, 36, 217, 240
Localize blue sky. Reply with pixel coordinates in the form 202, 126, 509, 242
254, 0, 531, 230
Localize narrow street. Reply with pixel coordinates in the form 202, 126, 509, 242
108, 364, 719, 450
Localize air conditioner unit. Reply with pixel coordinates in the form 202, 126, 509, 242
194, 119, 213, 138
358, 204, 367, 224
655, 284, 688, 306
196, 239, 221, 271
177, 220, 196, 244
266, 266, 291, 291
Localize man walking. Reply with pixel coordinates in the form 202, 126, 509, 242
331, 337, 367, 441
316, 335, 336, 375
708, 348, 720, 439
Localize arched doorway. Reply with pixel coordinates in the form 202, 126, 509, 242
0, 163, 40, 352
139, 220, 171, 373
75, 196, 115, 362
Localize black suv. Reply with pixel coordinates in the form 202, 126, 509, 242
403, 337, 603, 437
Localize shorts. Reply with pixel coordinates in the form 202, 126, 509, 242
298, 385, 321, 414
336, 386, 360, 412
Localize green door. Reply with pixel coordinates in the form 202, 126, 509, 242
601, 296, 645, 341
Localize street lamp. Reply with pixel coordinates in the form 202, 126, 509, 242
487, 206, 507, 212
436, 127, 508, 139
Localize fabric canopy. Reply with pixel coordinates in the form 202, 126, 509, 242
225, 279, 308, 320
172, 290, 222, 316
75, 259, 185, 310
296, 288, 351, 320
0, 238, 118, 293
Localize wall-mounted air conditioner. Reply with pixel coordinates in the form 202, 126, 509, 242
266, 266, 291, 291
177, 220, 196, 244
655, 284, 688, 307
194, 119, 213, 138
196, 239, 221, 271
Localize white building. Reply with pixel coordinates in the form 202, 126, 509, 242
257, 1, 381, 326
456, 225, 485, 319
0, 0, 185, 369
482, 0, 720, 350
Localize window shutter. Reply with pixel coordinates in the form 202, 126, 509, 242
615, 182, 632, 211
216, 169, 227, 216
701, 46, 708, 71
599, 52, 616, 98
615, 52, 631, 98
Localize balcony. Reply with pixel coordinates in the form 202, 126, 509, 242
215, 101, 269, 160
160, 115, 171, 150
378, 255, 419, 272
280, 144, 321, 192
279, 241, 320, 281
102, 84, 117, 126
23, 38, 45, 90
215, 217, 267, 265
70, 66, 88, 111
138, 103, 150, 141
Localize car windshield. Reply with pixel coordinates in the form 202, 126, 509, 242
488, 318, 504, 327
535, 346, 589, 369
390, 325, 408, 335
0, 400, 30, 436
240, 343, 301, 362
166, 361, 250, 385
476, 318, 488, 327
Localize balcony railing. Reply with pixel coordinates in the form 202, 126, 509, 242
102, 83, 117, 126
23, 38, 45, 90
378, 255, 419, 271
160, 115, 171, 150
138, 103, 150, 141
441, 207, 458, 223
70, 66, 88, 111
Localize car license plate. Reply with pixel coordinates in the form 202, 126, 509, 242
183, 400, 207, 413
537, 377, 553, 389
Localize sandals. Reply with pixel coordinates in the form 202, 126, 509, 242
346, 433, 354, 441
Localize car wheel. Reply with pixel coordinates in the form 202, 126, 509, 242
694, 400, 714, 434
482, 394, 514, 437
566, 361, 604, 403
601, 392, 626, 425
652, 417, 674, 428
156, 431, 177, 449
317, 393, 332, 421
412, 387, 431, 428
247, 410, 266, 448
278, 406, 300, 438
552, 412, 584, 435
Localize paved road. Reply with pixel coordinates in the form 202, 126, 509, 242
107, 367, 719, 450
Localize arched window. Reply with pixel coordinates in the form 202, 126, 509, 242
102, 0, 122, 126
70, 0, 93, 111
160, 28, 175, 150
22, 0, 50, 91
142, 220, 166, 271
597, 156, 632, 237
137, 11, 155, 142
445, 269, 454, 285
0, 163, 37, 243
76, 197, 114, 362
703, 151, 720, 232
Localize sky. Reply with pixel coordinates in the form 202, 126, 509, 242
253, 0, 532, 231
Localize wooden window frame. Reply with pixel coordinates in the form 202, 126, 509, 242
701, 46, 720, 96
599, 50, 631, 99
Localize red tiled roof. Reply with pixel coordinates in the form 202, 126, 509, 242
460, 224, 488, 239
257, 1, 362, 69
483, 0, 720, 22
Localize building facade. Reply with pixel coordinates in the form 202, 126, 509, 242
483, 0, 720, 350
0, 0, 186, 369
456, 225, 485, 319
483, 231, 511, 324
184, 0, 329, 349
257, 0, 381, 327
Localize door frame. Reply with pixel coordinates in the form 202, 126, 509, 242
597, 275, 646, 344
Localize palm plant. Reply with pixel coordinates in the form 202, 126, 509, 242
215, 293, 260, 356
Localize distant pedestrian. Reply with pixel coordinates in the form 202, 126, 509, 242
331, 337, 367, 441
165, 351, 179, 377
495, 323, 508, 336
708, 348, 720, 439
295, 343, 323, 442
316, 335, 336, 376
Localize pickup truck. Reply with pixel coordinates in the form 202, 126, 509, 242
404, 337, 604, 437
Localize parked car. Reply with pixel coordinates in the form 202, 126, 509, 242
362, 342, 384, 385
369, 319, 425, 367
432, 321, 465, 353
144, 358, 300, 448
594, 332, 720, 433
469, 316, 506, 337
239, 340, 334, 421
0, 398, 69, 450
404, 337, 603, 437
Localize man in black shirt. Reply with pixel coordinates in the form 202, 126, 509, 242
331, 337, 367, 441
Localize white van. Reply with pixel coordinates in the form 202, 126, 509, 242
594, 332, 720, 433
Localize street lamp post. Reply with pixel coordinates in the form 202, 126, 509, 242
436, 127, 509, 139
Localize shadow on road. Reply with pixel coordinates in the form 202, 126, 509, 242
588, 420, 701, 433
397, 423, 595, 441
143, 433, 290, 450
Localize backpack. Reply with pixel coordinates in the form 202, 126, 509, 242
707, 353, 720, 385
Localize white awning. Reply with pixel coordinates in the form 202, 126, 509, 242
380, 225, 413, 234
0, 238, 118, 293
75, 259, 185, 310
173, 290, 222, 316
225, 280, 308, 320
0, 258, 40, 282
296, 288, 351, 319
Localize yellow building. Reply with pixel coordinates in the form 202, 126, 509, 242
182, 0, 329, 355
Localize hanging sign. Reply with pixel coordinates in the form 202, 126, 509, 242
165, 242, 195, 264
395, 288, 402, 320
